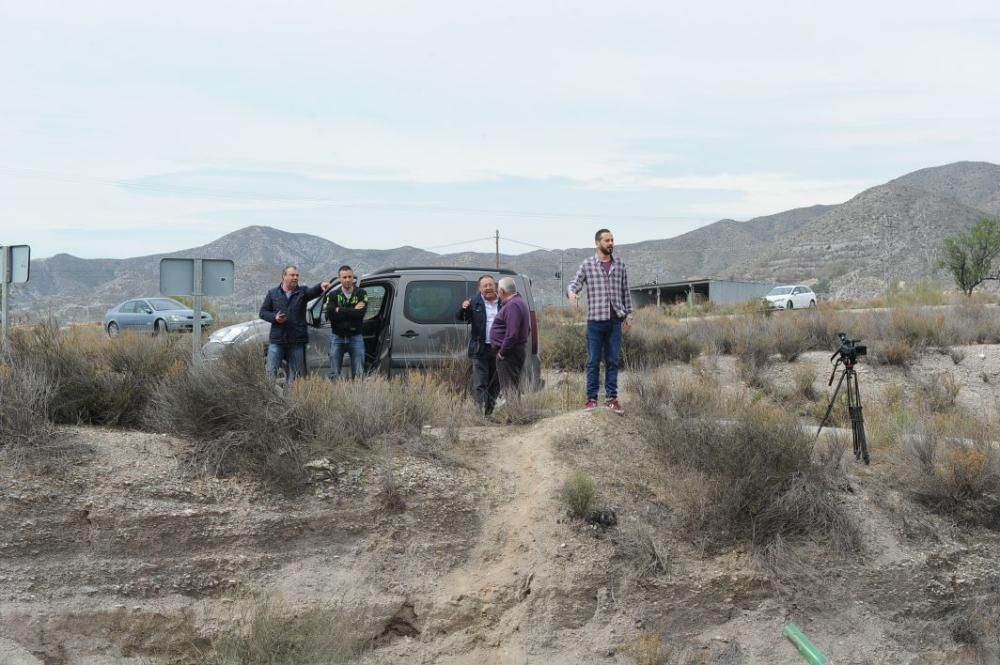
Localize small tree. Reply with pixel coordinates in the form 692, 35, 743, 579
938, 217, 1000, 296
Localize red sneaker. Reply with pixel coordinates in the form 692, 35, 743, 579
606, 398, 624, 415
584, 399, 599, 411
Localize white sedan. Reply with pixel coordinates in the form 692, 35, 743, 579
764, 285, 817, 310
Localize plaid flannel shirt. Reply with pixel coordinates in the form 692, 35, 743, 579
567, 255, 633, 321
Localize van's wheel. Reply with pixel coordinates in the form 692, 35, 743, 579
809, 300, 816, 308
153, 319, 165, 335
786, 300, 794, 310
107, 322, 119, 337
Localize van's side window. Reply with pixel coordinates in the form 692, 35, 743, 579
363, 284, 387, 321
404, 280, 467, 324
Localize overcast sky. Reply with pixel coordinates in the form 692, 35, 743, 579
2, 1, 999, 259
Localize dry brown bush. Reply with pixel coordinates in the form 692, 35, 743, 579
916, 371, 961, 413
8, 322, 188, 427
644, 401, 861, 554
900, 417, 1000, 526
194, 592, 370, 665
792, 364, 818, 401
149, 344, 306, 483
292, 374, 454, 452
539, 322, 586, 371
0, 353, 58, 461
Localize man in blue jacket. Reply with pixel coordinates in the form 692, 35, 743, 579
458, 274, 501, 415
259, 265, 330, 381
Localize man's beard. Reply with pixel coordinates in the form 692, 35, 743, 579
600, 246, 614, 257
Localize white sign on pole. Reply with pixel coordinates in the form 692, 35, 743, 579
159, 258, 235, 364
8, 245, 30, 283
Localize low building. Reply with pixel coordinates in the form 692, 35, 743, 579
630, 278, 773, 307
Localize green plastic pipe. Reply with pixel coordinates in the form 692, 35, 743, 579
783, 623, 828, 665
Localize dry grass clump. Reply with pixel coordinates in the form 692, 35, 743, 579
864, 384, 914, 452
954, 302, 1000, 344
949, 586, 1000, 660
494, 389, 553, 424
561, 469, 596, 518
149, 345, 306, 483
886, 307, 957, 349
292, 374, 454, 451
622, 322, 702, 368
539, 322, 586, 371
152, 348, 460, 482
900, 416, 1000, 526
8, 322, 188, 427
644, 402, 861, 555
0, 352, 58, 459
915, 371, 961, 413
629, 368, 723, 419
868, 339, 915, 367
196, 593, 369, 665
792, 364, 818, 401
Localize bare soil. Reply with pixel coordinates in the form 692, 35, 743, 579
4, 346, 1000, 664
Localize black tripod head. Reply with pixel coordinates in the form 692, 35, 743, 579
830, 332, 867, 369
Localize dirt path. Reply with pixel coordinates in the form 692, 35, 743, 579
365, 410, 615, 665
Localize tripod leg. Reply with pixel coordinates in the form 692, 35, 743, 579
847, 371, 870, 464
815, 368, 848, 442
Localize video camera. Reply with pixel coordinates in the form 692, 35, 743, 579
832, 332, 867, 364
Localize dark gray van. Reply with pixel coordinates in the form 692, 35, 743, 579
204, 266, 543, 387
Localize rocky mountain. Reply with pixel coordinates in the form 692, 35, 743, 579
10, 161, 1000, 321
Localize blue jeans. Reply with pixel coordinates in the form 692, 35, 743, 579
266, 343, 306, 381
329, 333, 365, 380
586, 319, 623, 400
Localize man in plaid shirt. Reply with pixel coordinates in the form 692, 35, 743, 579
567, 228, 634, 414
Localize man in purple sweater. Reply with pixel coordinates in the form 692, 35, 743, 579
489, 276, 530, 401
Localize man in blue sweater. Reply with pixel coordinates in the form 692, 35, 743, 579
489, 276, 530, 401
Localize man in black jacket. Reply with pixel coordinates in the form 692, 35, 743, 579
259, 265, 330, 380
457, 274, 501, 415
325, 265, 368, 380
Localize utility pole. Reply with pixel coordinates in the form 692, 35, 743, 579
559, 252, 565, 303
495, 230, 500, 270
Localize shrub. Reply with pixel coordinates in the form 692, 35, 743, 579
0, 354, 57, 460
887, 307, 956, 348
629, 369, 724, 419
148, 345, 305, 483
792, 364, 818, 401
870, 339, 915, 367
916, 371, 961, 413
670, 375, 724, 418
622, 322, 703, 369
949, 586, 1000, 660
901, 420, 1000, 526
199, 593, 368, 665
629, 368, 674, 417
645, 403, 860, 553
540, 323, 586, 371
561, 470, 596, 518
8, 322, 187, 427
292, 375, 453, 452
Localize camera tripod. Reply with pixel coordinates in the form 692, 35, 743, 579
814, 354, 870, 465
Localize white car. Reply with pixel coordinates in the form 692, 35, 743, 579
764, 285, 816, 310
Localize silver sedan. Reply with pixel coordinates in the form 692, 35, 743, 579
103, 297, 213, 336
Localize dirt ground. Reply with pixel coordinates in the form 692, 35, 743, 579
3, 347, 1000, 664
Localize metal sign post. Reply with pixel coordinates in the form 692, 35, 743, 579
160, 258, 234, 365
1, 248, 7, 344
1, 244, 30, 344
